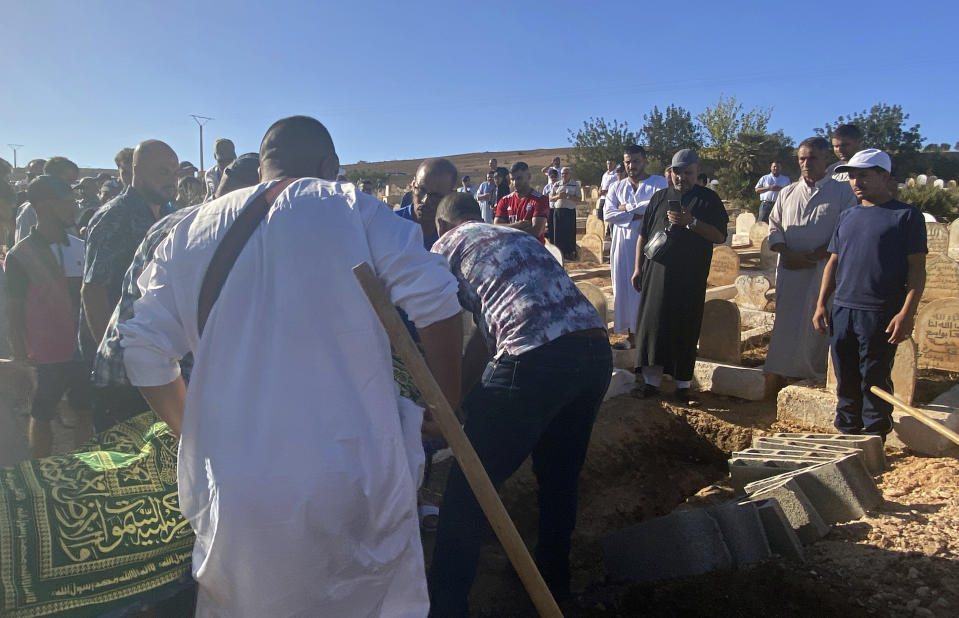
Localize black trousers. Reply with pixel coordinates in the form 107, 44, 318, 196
92, 384, 149, 433
553, 208, 577, 258
428, 331, 612, 617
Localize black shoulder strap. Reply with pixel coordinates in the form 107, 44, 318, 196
197, 178, 298, 337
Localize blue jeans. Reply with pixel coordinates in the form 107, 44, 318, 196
758, 200, 776, 223
428, 330, 612, 617
830, 306, 897, 437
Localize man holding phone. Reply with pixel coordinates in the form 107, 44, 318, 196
631, 149, 728, 404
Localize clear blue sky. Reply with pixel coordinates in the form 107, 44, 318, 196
2, 0, 957, 170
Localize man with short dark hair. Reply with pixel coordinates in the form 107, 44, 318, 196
16, 157, 80, 243
358, 178, 375, 195
429, 192, 611, 615
494, 161, 549, 242
204, 138, 237, 201
74, 177, 101, 229
604, 145, 667, 349
457, 175, 475, 197
765, 138, 856, 380
395, 158, 458, 250
82, 140, 178, 430
475, 170, 497, 223
551, 167, 582, 259
540, 155, 561, 177
5, 176, 91, 457
814, 149, 926, 438
755, 160, 790, 223
119, 115, 463, 616
631, 149, 728, 404
115, 148, 134, 187
826, 124, 863, 182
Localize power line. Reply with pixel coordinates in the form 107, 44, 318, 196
7, 144, 24, 169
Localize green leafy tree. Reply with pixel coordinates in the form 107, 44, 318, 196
566, 117, 639, 184
641, 105, 703, 165
697, 95, 771, 151
345, 169, 391, 185
815, 103, 924, 153
714, 130, 795, 206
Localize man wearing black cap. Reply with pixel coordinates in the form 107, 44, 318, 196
631, 149, 728, 404
5, 176, 92, 457
494, 161, 549, 242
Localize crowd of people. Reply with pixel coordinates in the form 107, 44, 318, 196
0, 115, 928, 616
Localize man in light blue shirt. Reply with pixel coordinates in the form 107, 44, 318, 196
755, 160, 790, 223
475, 170, 497, 223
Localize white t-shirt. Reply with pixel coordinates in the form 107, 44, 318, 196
601, 170, 619, 192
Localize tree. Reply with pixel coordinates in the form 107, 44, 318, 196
345, 169, 391, 185
924, 144, 941, 153
640, 105, 703, 165
941, 143, 951, 152
567, 117, 639, 184
697, 95, 771, 151
714, 130, 795, 205
815, 103, 924, 153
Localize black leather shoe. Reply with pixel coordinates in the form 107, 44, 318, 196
675, 387, 700, 406
631, 383, 660, 399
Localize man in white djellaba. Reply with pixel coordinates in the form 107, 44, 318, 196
603, 144, 667, 351
119, 115, 464, 617
765, 136, 856, 379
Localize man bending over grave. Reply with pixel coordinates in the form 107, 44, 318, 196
119, 115, 464, 616
428, 192, 611, 616
765, 138, 856, 380
813, 149, 926, 439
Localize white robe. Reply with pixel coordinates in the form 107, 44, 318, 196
120, 179, 462, 618
764, 176, 857, 379
603, 175, 668, 333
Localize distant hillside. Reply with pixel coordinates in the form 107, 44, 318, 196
343, 147, 576, 188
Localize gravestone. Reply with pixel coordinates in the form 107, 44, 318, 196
578, 233, 605, 263
915, 298, 959, 372
827, 337, 917, 405
708, 246, 741, 287
923, 254, 959, 301
586, 215, 606, 238
734, 274, 773, 310
917, 174, 928, 186
933, 178, 945, 189
736, 212, 756, 235
698, 299, 741, 364
927, 222, 949, 255
575, 281, 608, 323
545, 242, 563, 265
759, 238, 778, 271
749, 221, 770, 246
906, 178, 916, 187
948, 180, 957, 190
950, 222, 959, 261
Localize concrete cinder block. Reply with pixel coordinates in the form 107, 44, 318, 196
745, 454, 882, 524
733, 448, 841, 462
604, 509, 732, 583
889, 390, 959, 457
772, 433, 886, 474
728, 457, 818, 490
776, 381, 838, 431
693, 359, 778, 401
743, 477, 829, 544
604, 368, 635, 401
705, 502, 771, 567
752, 436, 859, 457
753, 499, 804, 562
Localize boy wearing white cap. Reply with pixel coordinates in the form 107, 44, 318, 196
812, 149, 927, 438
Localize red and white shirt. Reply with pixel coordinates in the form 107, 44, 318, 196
494, 190, 550, 243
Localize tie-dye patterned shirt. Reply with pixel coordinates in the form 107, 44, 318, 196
432, 221, 604, 357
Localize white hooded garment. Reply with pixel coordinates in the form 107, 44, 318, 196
120, 178, 461, 617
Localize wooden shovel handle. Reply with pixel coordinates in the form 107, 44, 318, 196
352, 262, 563, 618
871, 386, 959, 448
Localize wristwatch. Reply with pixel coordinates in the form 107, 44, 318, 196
687, 217, 698, 230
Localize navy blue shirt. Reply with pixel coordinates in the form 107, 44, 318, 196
394, 204, 438, 250
828, 200, 927, 312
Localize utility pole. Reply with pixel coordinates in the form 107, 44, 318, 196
7, 144, 23, 169
190, 115, 213, 173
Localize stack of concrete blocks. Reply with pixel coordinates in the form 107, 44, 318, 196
735, 434, 884, 545
604, 499, 801, 584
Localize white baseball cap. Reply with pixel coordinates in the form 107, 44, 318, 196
834, 148, 892, 173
